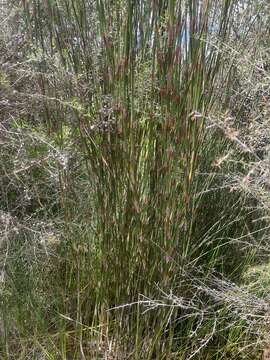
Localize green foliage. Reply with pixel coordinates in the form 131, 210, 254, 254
0, 0, 268, 359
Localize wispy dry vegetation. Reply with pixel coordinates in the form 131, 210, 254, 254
0, 0, 270, 359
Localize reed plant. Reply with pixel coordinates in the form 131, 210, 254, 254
0, 0, 267, 358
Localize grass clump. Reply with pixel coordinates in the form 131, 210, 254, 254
0, 0, 270, 359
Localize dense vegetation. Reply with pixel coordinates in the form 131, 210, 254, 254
0, 0, 269, 358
